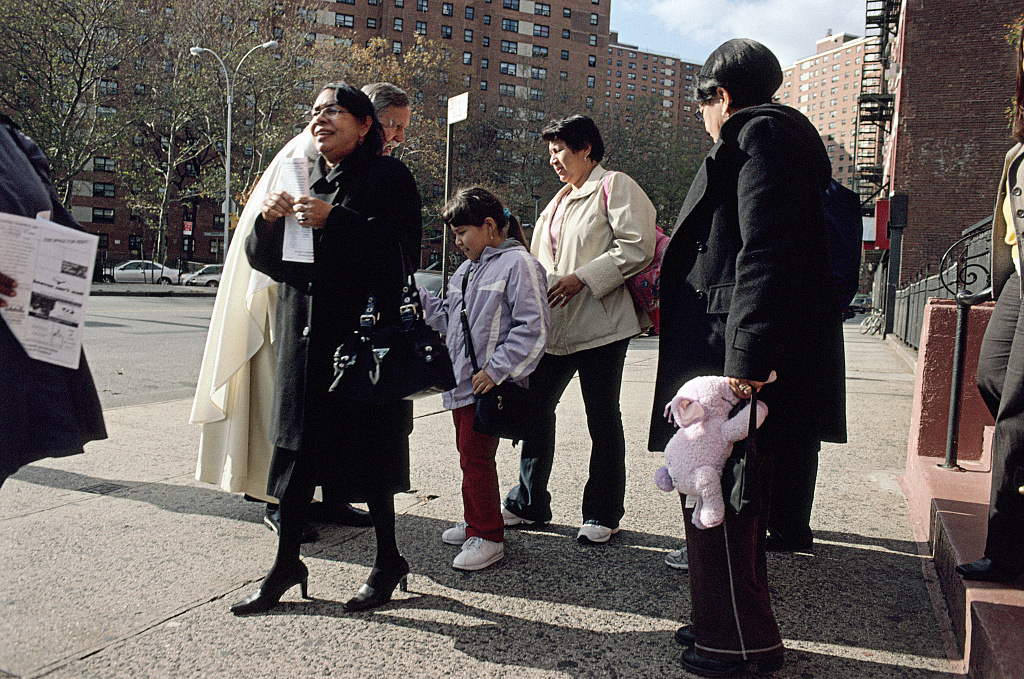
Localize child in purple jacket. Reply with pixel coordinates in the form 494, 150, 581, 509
419, 188, 550, 570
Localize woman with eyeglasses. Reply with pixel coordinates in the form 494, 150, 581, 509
230, 82, 422, 615
648, 39, 846, 676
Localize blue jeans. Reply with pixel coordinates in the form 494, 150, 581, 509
503, 338, 630, 527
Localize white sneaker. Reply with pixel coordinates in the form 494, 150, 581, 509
665, 546, 689, 571
501, 505, 535, 527
442, 521, 468, 545
452, 537, 505, 571
576, 520, 620, 544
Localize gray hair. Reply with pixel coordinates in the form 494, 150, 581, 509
361, 82, 411, 115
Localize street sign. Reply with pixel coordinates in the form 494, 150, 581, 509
183, 220, 193, 236
447, 92, 469, 125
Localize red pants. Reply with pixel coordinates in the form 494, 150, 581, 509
452, 405, 504, 543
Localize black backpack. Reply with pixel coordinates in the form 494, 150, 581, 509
822, 178, 862, 311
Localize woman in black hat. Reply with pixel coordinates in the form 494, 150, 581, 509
648, 38, 846, 676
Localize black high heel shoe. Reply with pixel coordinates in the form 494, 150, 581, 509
343, 557, 410, 612
231, 560, 310, 616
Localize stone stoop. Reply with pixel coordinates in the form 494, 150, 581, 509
918, 439, 1024, 679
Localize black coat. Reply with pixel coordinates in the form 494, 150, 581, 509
649, 104, 846, 451
246, 145, 422, 494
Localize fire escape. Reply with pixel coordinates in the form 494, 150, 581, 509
854, 0, 901, 210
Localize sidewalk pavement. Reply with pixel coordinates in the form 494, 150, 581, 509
0, 324, 957, 678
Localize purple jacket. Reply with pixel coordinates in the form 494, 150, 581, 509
420, 240, 550, 410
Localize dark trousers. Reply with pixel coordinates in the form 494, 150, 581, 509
682, 430, 783, 663
976, 272, 1024, 566
767, 437, 820, 546
504, 338, 630, 526
453, 405, 503, 543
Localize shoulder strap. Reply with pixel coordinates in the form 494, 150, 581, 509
460, 270, 482, 372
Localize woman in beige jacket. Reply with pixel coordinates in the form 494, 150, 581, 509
502, 115, 656, 543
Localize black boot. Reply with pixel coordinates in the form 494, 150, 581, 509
956, 557, 1024, 582
230, 560, 310, 615
343, 557, 410, 612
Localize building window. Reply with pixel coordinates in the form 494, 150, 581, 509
587, 75, 595, 87
586, 96, 594, 109
463, 51, 472, 64
483, 14, 490, 24
588, 55, 596, 66
590, 12, 598, 24
529, 87, 543, 100
560, 49, 569, 60
442, 1, 453, 13
415, 20, 426, 33
366, 17, 377, 27
336, 13, 354, 27
502, 0, 518, 8
92, 208, 115, 223
481, 58, 488, 68
441, 25, 452, 38
394, 17, 403, 30
563, 7, 570, 16
465, 6, 474, 18
93, 182, 115, 198
588, 34, 597, 46
480, 80, 487, 90
532, 45, 547, 57
94, 157, 115, 172
417, 0, 427, 10
395, 0, 403, 6
96, 105, 116, 117
501, 39, 517, 53
99, 79, 118, 95
393, 40, 402, 53
482, 36, 489, 46
535, 2, 550, 15
500, 61, 516, 75
534, 24, 548, 37
464, 28, 473, 41
561, 28, 569, 39
499, 83, 515, 96
502, 18, 518, 31
531, 66, 546, 79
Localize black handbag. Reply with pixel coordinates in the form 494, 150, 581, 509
721, 389, 761, 516
329, 250, 456, 403
460, 270, 539, 440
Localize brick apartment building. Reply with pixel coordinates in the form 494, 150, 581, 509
777, 32, 871, 191
880, 0, 1020, 284
67, 0, 702, 272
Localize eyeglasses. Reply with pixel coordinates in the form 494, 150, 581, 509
309, 105, 347, 121
693, 97, 721, 123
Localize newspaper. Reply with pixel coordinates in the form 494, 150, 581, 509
280, 157, 314, 263
0, 211, 98, 369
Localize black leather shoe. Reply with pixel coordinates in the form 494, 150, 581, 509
680, 648, 783, 677
230, 560, 310, 615
310, 502, 374, 527
343, 557, 410, 612
674, 625, 696, 647
956, 557, 1024, 583
263, 505, 319, 543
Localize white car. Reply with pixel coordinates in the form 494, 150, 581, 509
103, 260, 180, 284
182, 264, 223, 287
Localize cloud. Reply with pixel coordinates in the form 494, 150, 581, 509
611, 0, 865, 66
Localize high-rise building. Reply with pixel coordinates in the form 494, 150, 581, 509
777, 32, 871, 189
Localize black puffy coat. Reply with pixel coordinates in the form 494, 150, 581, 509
649, 104, 846, 451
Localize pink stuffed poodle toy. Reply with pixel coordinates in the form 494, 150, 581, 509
654, 374, 771, 529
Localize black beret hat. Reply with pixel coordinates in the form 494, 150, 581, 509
698, 38, 783, 107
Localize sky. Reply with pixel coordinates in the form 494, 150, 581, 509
608, 0, 868, 67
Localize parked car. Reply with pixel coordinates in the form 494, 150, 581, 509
847, 293, 873, 314
414, 268, 443, 296
102, 260, 180, 284
181, 264, 223, 287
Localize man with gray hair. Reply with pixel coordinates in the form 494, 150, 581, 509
362, 82, 411, 156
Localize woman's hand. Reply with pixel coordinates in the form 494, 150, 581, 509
261, 190, 295, 224
472, 370, 496, 395
547, 273, 584, 308
0, 271, 16, 308
727, 377, 767, 400
291, 196, 334, 230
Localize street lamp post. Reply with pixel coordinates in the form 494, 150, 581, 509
189, 40, 278, 262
